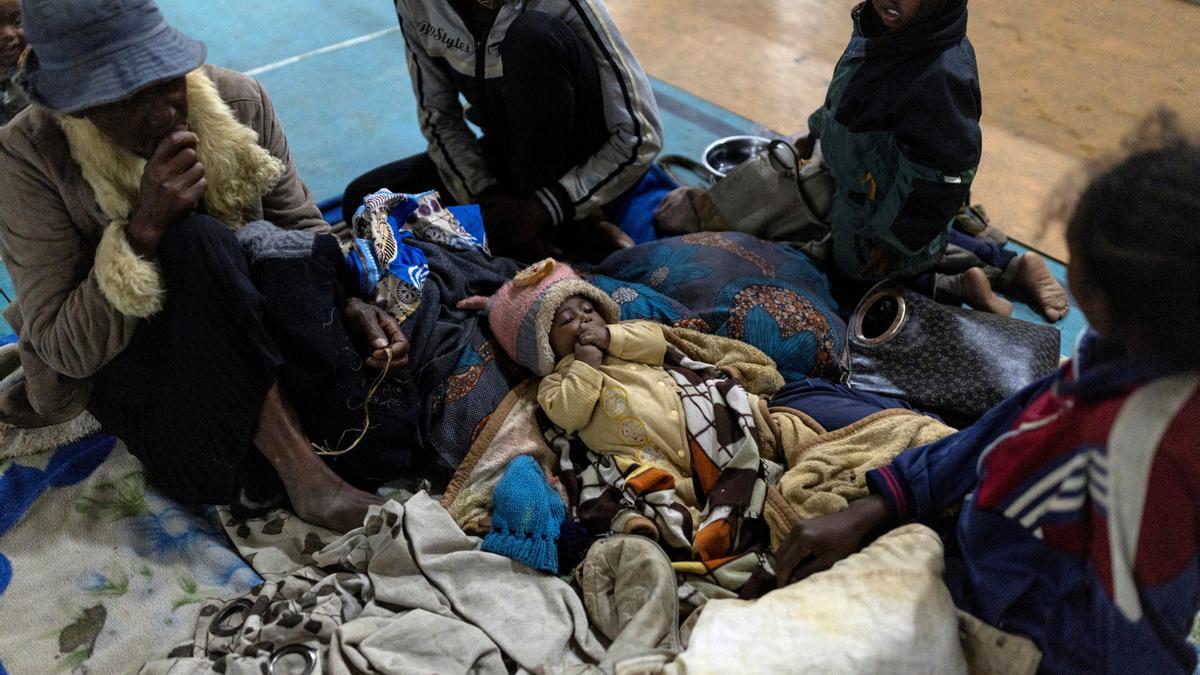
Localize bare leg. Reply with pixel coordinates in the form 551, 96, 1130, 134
1011, 252, 1070, 322
254, 383, 384, 533
959, 267, 1014, 316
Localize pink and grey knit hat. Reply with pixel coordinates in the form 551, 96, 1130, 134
488, 259, 620, 376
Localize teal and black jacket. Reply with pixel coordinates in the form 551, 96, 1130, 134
809, 0, 981, 280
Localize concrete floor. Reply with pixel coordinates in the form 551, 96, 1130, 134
606, 0, 1200, 261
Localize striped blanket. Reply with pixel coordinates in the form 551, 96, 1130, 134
553, 351, 785, 599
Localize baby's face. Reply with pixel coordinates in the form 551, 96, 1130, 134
0, 0, 24, 68
550, 295, 606, 360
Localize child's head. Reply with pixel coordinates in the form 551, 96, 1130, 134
487, 259, 619, 375
1064, 110, 1200, 366
0, 0, 25, 68
549, 294, 608, 361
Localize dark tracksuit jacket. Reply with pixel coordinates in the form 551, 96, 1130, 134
394, 0, 662, 226
869, 331, 1200, 673
809, 0, 982, 280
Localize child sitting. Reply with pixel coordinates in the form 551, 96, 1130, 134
796, 0, 1069, 320
775, 118, 1200, 673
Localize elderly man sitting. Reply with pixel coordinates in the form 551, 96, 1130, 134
0, 0, 426, 532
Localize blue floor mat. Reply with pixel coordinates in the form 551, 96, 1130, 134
0, 1, 1087, 356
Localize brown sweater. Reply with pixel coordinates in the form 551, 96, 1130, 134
0, 65, 327, 426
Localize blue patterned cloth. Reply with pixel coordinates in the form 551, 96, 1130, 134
346, 189, 489, 323
591, 232, 846, 381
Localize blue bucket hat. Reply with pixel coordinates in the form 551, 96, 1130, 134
19, 0, 206, 114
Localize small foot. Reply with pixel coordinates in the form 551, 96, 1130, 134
1013, 253, 1070, 322
960, 267, 1013, 316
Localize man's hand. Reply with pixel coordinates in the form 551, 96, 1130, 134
126, 131, 207, 259
577, 324, 610, 351
774, 495, 891, 587
480, 192, 556, 260
344, 297, 410, 374
573, 342, 603, 368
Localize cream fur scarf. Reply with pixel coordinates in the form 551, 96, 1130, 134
57, 69, 285, 318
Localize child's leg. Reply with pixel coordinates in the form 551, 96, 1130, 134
946, 231, 1070, 322
909, 268, 1013, 316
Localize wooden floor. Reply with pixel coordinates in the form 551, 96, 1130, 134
606, 0, 1200, 261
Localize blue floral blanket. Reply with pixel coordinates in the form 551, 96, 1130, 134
0, 435, 259, 674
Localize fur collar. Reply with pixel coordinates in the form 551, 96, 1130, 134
57, 69, 285, 317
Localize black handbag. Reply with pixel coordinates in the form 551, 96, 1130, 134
845, 281, 1061, 425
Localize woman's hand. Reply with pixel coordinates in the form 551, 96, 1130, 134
774, 495, 891, 587
344, 297, 410, 374
127, 131, 207, 259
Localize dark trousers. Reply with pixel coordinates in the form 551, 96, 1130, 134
88, 215, 421, 505
342, 11, 608, 213
771, 378, 938, 431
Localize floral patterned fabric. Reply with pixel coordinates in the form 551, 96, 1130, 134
0, 435, 259, 674
591, 232, 846, 382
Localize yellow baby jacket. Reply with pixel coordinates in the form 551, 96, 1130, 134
537, 321, 692, 476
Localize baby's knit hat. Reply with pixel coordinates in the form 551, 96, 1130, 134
487, 258, 620, 376
481, 455, 565, 574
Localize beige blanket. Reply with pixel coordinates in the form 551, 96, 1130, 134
777, 409, 956, 522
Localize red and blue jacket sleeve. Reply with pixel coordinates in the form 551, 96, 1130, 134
866, 376, 1056, 521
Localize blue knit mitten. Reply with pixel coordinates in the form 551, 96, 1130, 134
482, 455, 565, 573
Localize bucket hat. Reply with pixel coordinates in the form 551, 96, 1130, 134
19, 0, 206, 113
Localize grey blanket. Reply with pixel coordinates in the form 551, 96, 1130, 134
142, 493, 606, 674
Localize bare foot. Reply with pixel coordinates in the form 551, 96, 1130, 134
1012, 253, 1070, 322
960, 267, 1013, 316
290, 476, 386, 534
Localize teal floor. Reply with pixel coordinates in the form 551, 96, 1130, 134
0, 0, 1088, 354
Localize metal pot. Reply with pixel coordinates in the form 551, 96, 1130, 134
702, 135, 772, 178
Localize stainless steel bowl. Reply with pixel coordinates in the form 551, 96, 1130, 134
702, 135, 772, 178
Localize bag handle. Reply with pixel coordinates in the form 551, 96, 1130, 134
657, 154, 719, 187
765, 139, 834, 220
849, 282, 909, 346
765, 139, 801, 178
